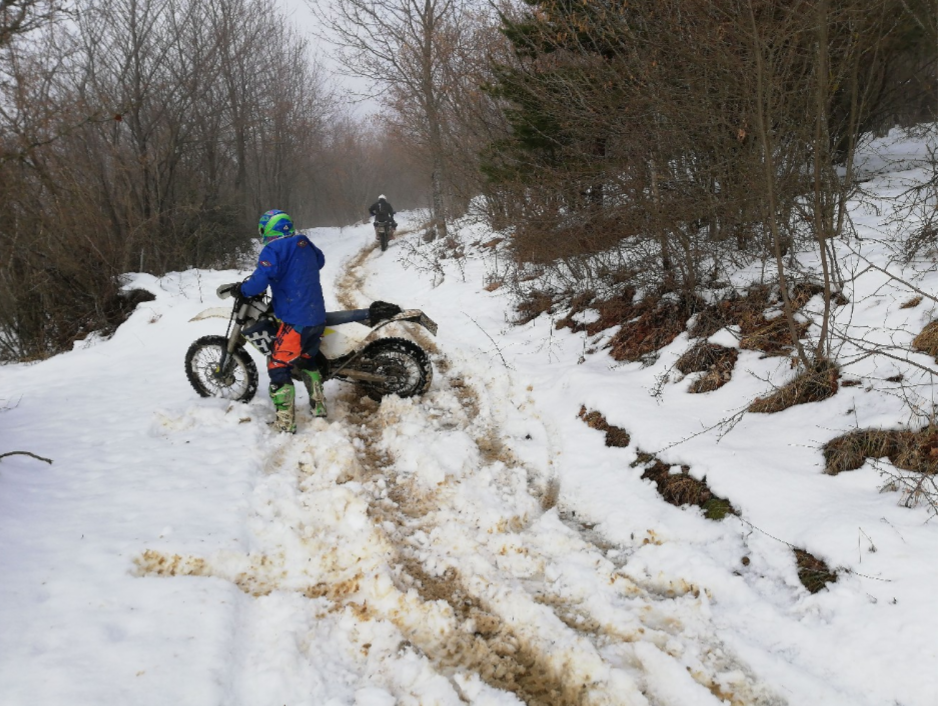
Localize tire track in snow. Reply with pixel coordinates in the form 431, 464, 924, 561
334, 241, 788, 706
135, 239, 786, 705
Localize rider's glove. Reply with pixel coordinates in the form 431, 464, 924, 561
217, 282, 242, 298
368, 300, 402, 326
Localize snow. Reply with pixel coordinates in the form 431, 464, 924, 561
1, 129, 937, 705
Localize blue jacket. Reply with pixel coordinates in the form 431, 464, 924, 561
241, 235, 326, 327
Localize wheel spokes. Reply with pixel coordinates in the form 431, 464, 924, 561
191, 346, 249, 399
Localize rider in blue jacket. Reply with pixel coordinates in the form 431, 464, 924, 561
239, 210, 327, 433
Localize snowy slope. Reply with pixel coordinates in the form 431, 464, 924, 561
1, 133, 936, 706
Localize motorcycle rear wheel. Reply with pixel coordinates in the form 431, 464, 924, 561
354, 337, 432, 401
379, 227, 389, 252
185, 335, 259, 402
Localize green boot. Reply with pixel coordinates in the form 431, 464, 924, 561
300, 369, 327, 418
269, 383, 296, 433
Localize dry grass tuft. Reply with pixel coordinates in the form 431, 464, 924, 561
639, 458, 737, 520
900, 295, 922, 309
794, 548, 837, 593
513, 290, 555, 325
690, 285, 813, 357
689, 286, 772, 340
790, 282, 825, 309
675, 343, 739, 393
608, 295, 687, 362
577, 406, 631, 447
555, 289, 636, 337
912, 320, 938, 357
823, 426, 938, 475
748, 360, 840, 414
739, 313, 810, 357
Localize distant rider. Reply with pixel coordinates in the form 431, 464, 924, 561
369, 194, 397, 236
232, 210, 328, 433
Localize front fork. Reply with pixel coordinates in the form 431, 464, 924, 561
214, 302, 248, 378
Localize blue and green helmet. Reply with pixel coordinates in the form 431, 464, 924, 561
258, 209, 295, 243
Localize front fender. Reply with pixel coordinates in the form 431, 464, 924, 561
188, 307, 232, 322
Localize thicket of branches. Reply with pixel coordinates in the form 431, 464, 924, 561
479, 0, 937, 367
3, 0, 937, 362
0, 0, 429, 360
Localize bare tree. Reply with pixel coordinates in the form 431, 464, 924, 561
0, 0, 335, 360
315, 0, 484, 240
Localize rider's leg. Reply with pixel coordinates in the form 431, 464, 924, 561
294, 325, 327, 417
299, 368, 327, 418
268, 380, 296, 434
268, 324, 303, 433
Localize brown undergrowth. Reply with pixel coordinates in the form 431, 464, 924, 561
577, 406, 630, 447
555, 288, 635, 337
689, 284, 820, 357
748, 360, 840, 413
823, 426, 938, 475
675, 343, 739, 393
633, 454, 738, 521
608, 296, 689, 362
514, 290, 556, 325
554, 288, 690, 361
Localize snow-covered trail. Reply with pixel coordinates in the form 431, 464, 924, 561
133, 229, 791, 706
2, 177, 935, 706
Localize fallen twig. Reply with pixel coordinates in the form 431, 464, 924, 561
0, 451, 53, 464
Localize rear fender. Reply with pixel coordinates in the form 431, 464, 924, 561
384, 309, 438, 336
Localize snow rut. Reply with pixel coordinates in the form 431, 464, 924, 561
135, 243, 786, 705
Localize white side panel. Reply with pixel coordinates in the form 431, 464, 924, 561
319, 321, 372, 358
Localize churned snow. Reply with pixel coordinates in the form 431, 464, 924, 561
1, 129, 936, 705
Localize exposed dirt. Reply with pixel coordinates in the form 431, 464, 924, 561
136, 240, 789, 706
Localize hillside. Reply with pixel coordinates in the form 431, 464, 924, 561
0, 129, 936, 705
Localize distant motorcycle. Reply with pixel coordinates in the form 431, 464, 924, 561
374, 221, 395, 251
185, 285, 435, 403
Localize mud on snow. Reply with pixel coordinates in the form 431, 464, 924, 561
137, 239, 786, 706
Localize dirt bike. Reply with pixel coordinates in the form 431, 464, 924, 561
185, 285, 436, 403
374, 221, 395, 252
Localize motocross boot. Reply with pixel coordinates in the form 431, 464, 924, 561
269, 383, 296, 433
300, 369, 327, 418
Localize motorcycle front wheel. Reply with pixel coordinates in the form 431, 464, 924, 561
379, 227, 389, 252
353, 337, 432, 401
185, 335, 259, 402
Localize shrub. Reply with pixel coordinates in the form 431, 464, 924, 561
513, 290, 555, 325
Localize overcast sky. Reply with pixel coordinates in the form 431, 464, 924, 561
277, 0, 380, 116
